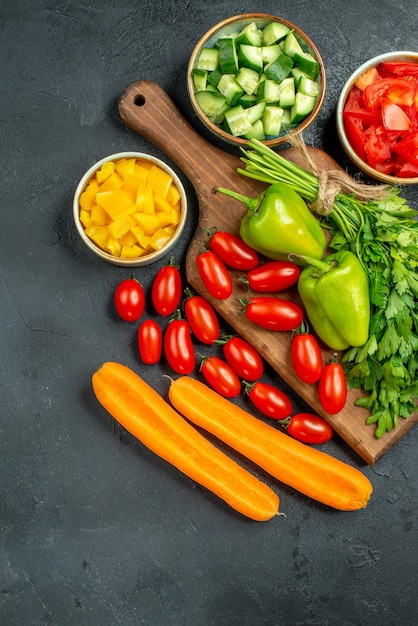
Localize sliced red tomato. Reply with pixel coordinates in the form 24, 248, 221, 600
364, 125, 391, 165
378, 61, 418, 78
200, 356, 241, 398
343, 114, 367, 161
381, 98, 411, 131
393, 131, 418, 165
364, 78, 415, 111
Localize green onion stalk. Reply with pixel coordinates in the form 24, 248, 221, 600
237, 137, 418, 438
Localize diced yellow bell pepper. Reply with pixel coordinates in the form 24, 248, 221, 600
98, 172, 123, 192
91, 205, 109, 226
131, 225, 150, 249
153, 193, 173, 214
147, 165, 173, 198
107, 214, 136, 240
166, 183, 181, 207
120, 230, 138, 248
148, 227, 174, 250
97, 189, 136, 221
79, 179, 99, 211
96, 161, 115, 184
104, 239, 122, 257
115, 158, 136, 178
133, 213, 161, 235
121, 244, 146, 258
85, 225, 109, 249
79, 210, 93, 228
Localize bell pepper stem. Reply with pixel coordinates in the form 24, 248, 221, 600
216, 187, 262, 213
293, 254, 333, 273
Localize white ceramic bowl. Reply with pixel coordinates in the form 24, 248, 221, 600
73, 152, 187, 266
187, 13, 326, 148
336, 51, 418, 185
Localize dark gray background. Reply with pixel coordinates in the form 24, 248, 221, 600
1, 1, 417, 625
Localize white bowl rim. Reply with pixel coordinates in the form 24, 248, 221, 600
336, 51, 418, 185
73, 151, 188, 266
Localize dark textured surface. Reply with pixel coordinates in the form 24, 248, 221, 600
1, 2, 417, 625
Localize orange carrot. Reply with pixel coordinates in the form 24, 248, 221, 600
92, 362, 280, 521
169, 376, 373, 511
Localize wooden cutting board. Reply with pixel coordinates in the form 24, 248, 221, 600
118, 80, 417, 465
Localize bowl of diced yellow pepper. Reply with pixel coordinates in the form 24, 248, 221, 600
73, 152, 187, 265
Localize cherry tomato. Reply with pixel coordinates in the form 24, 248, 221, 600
291, 332, 323, 384
151, 261, 182, 316
200, 356, 241, 398
114, 278, 145, 322
287, 413, 333, 444
318, 363, 347, 415
197, 250, 233, 300
137, 319, 162, 364
246, 382, 292, 420
208, 229, 259, 270
244, 261, 300, 293
243, 296, 304, 331
184, 294, 220, 344
164, 319, 195, 374
222, 336, 264, 381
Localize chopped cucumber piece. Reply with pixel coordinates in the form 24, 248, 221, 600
195, 90, 228, 124
238, 93, 258, 108
217, 74, 244, 105
246, 101, 266, 124
293, 51, 320, 79
262, 21, 290, 46
244, 119, 266, 140
290, 92, 317, 124
236, 22, 263, 47
224, 105, 253, 137
196, 47, 219, 71
298, 75, 320, 97
281, 109, 292, 130
283, 31, 304, 58
208, 68, 223, 88
262, 105, 284, 136
218, 38, 239, 74
279, 77, 296, 108
264, 53, 293, 82
191, 68, 208, 92
261, 44, 282, 64
235, 66, 260, 95
238, 44, 264, 72
257, 79, 281, 104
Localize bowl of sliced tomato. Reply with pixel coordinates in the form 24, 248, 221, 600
337, 51, 418, 184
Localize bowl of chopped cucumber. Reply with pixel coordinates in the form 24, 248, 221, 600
73, 152, 188, 266
187, 13, 326, 147
336, 51, 418, 184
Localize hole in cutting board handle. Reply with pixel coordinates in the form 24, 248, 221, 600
134, 94, 146, 107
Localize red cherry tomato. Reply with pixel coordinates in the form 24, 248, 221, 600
197, 250, 233, 300
200, 356, 241, 398
291, 332, 323, 384
114, 278, 145, 322
247, 382, 292, 420
222, 336, 264, 381
287, 413, 333, 444
244, 261, 300, 293
163, 319, 195, 374
137, 319, 163, 364
318, 363, 347, 415
208, 229, 259, 270
151, 261, 182, 316
184, 294, 220, 344
243, 296, 304, 331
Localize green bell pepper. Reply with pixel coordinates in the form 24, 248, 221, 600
216, 183, 326, 261
298, 250, 370, 351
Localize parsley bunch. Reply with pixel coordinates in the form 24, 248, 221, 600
237, 139, 418, 438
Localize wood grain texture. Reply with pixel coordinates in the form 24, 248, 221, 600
118, 80, 417, 465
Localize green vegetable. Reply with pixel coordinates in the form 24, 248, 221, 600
235, 137, 418, 438
216, 183, 327, 261
297, 251, 370, 351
